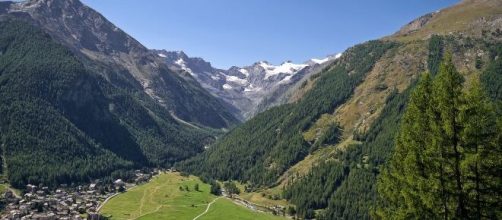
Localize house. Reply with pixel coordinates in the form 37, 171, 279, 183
89, 183, 97, 190
113, 179, 125, 187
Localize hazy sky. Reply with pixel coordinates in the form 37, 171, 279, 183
81, 0, 459, 68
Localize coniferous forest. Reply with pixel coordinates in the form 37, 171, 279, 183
0, 19, 212, 188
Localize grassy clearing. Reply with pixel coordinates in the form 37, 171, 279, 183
100, 172, 285, 220
199, 198, 285, 220
303, 114, 338, 142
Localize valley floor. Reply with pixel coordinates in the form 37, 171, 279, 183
99, 172, 286, 220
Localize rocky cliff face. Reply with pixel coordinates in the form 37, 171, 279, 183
0, 0, 240, 128
396, 12, 437, 36
155, 49, 340, 119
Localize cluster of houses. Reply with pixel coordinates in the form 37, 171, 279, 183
1, 169, 160, 220
2, 183, 113, 220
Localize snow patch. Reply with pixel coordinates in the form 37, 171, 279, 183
175, 58, 194, 75
239, 68, 249, 76
310, 53, 341, 64
244, 85, 262, 92
175, 58, 185, 66
158, 53, 167, 58
226, 75, 247, 85
222, 84, 233, 90
310, 57, 330, 64
260, 61, 307, 79
278, 75, 293, 84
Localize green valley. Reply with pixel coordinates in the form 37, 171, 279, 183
100, 172, 285, 220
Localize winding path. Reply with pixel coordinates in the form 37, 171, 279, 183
97, 184, 139, 212
192, 196, 222, 220
96, 192, 119, 212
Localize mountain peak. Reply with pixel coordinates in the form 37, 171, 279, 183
255, 60, 270, 65
20, 0, 84, 11
390, 0, 502, 40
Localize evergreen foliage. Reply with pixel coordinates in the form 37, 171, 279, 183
280, 35, 447, 220
210, 181, 222, 196
283, 159, 348, 218
0, 19, 211, 187
376, 54, 502, 219
480, 43, 502, 113
223, 181, 240, 195
310, 123, 342, 152
428, 35, 444, 76
284, 85, 414, 220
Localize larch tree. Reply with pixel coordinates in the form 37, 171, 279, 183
430, 53, 466, 218
376, 72, 437, 219
459, 81, 501, 219
377, 53, 502, 220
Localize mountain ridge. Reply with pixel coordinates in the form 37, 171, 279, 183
155, 49, 341, 119
1, 0, 240, 128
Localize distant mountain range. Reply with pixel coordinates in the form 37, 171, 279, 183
154, 49, 341, 119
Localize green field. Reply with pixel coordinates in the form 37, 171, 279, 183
100, 172, 285, 220
198, 198, 284, 220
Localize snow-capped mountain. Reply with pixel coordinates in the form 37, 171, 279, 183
154, 49, 340, 119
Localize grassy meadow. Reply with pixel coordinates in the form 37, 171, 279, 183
100, 172, 285, 220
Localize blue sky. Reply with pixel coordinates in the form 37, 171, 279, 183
81, 0, 459, 68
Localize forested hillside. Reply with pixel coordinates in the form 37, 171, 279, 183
178, 41, 397, 186
0, 19, 211, 188
282, 36, 502, 220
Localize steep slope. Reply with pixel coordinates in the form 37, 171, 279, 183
1, 0, 239, 129
0, 19, 217, 188
178, 40, 397, 185
177, 0, 502, 219
155, 50, 339, 119
283, 2, 502, 218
